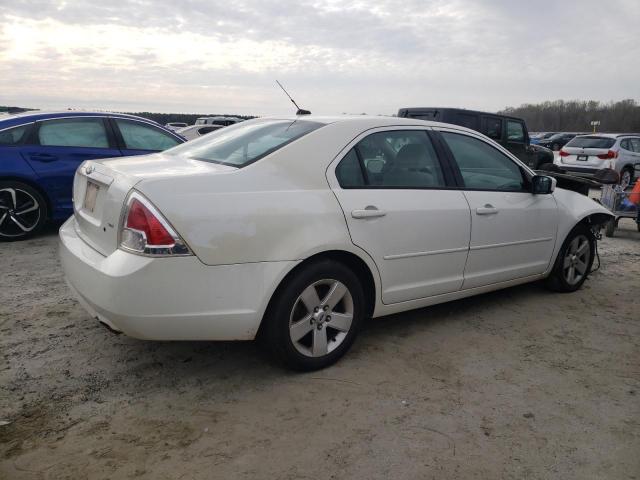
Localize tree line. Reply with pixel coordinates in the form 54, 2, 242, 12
499, 99, 640, 133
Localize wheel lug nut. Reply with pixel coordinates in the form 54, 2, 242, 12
326, 316, 331, 321
324, 306, 329, 311
314, 307, 319, 312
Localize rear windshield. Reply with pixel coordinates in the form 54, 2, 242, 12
164, 119, 324, 167
566, 136, 616, 149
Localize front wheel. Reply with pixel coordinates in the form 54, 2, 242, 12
261, 259, 365, 371
0, 181, 48, 241
545, 224, 595, 292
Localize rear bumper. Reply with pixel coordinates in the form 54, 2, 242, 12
59, 216, 296, 340
556, 166, 600, 177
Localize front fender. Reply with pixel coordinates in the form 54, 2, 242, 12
548, 188, 614, 271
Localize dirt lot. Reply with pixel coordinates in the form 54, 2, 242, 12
1, 220, 639, 480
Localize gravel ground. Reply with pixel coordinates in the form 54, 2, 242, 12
1, 219, 639, 480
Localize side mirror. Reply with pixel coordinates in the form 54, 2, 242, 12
532, 175, 556, 194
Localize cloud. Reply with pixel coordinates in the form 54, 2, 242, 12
1, 0, 638, 114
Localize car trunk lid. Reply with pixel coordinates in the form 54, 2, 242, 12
72, 154, 237, 256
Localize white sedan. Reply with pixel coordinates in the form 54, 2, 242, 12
60, 116, 613, 370
175, 124, 223, 141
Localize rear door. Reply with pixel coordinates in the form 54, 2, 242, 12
328, 127, 471, 304
111, 118, 182, 156
21, 117, 122, 213
436, 128, 558, 289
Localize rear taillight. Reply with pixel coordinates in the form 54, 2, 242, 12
559, 150, 570, 157
597, 150, 617, 159
119, 191, 191, 256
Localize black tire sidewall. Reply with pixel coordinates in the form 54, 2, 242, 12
548, 224, 595, 292
0, 181, 48, 241
263, 259, 365, 371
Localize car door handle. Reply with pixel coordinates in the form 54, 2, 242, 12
29, 153, 58, 163
476, 204, 499, 215
351, 207, 387, 219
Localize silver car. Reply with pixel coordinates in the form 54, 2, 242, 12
557, 134, 640, 189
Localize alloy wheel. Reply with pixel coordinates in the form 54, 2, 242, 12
289, 279, 354, 358
620, 170, 632, 190
0, 188, 41, 238
562, 234, 591, 285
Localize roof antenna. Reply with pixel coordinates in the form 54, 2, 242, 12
276, 80, 311, 115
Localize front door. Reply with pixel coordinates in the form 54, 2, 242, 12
328, 128, 471, 304
437, 129, 558, 289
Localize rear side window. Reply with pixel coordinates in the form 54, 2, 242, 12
165, 119, 323, 167
506, 121, 525, 142
566, 136, 616, 149
335, 130, 446, 189
335, 149, 365, 187
0, 124, 30, 145
441, 132, 525, 191
115, 120, 180, 151
38, 118, 109, 148
629, 138, 640, 152
482, 117, 502, 140
453, 113, 479, 131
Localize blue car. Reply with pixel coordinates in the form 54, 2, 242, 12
0, 111, 185, 240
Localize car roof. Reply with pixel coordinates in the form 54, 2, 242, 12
398, 107, 526, 123
0, 110, 161, 129
575, 133, 640, 138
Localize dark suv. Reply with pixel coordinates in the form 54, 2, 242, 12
397, 107, 554, 169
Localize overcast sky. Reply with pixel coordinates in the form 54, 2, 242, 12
1, 0, 639, 115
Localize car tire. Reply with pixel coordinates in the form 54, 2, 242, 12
619, 167, 634, 190
604, 219, 616, 238
261, 259, 365, 371
545, 224, 595, 293
0, 181, 48, 242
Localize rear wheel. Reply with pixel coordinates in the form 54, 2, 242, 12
0, 181, 48, 241
261, 259, 365, 371
545, 224, 595, 292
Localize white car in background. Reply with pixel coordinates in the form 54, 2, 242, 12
557, 134, 640, 189
59, 116, 613, 370
176, 124, 223, 141
164, 122, 188, 131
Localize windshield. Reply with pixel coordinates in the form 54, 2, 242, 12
566, 136, 616, 149
164, 119, 324, 167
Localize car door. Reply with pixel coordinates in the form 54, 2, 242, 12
21, 116, 122, 213
436, 128, 558, 289
328, 127, 471, 304
111, 118, 183, 156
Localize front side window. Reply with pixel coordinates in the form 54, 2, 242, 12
483, 117, 502, 140
38, 118, 109, 148
506, 121, 525, 142
441, 132, 526, 191
165, 119, 323, 167
115, 120, 180, 151
335, 130, 446, 188
0, 124, 30, 145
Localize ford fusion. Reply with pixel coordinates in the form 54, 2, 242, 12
60, 116, 613, 370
